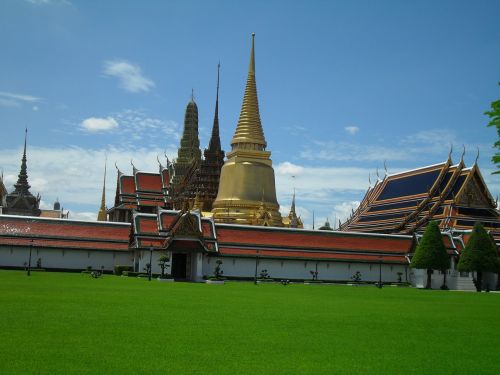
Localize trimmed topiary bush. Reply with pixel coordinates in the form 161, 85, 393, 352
410, 221, 449, 289
458, 222, 499, 292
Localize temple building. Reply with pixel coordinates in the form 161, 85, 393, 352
107, 65, 226, 222
2, 130, 41, 217
211, 34, 283, 226
107, 161, 171, 222
185, 65, 226, 212
0, 34, 498, 291
0, 175, 7, 214
339, 153, 500, 245
282, 190, 304, 228
170, 93, 202, 209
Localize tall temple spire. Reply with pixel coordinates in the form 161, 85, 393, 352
4, 129, 41, 216
208, 63, 221, 152
13, 128, 31, 195
230, 33, 267, 151
212, 34, 282, 226
97, 157, 107, 221
171, 93, 202, 206
184, 63, 226, 212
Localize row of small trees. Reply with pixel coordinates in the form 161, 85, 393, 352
410, 221, 499, 291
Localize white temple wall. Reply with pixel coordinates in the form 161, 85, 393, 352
0, 246, 133, 271
410, 268, 498, 290
203, 256, 408, 282
137, 250, 172, 274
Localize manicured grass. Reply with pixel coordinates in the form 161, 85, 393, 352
0, 270, 499, 374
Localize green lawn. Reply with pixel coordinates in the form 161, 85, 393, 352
0, 270, 499, 374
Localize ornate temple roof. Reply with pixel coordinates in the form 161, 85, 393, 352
0, 215, 130, 252
109, 162, 171, 216
340, 158, 500, 244
132, 209, 218, 252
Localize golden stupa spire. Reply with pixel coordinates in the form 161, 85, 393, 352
212, 34, 282, 227
230, 33, 267, 151
97, 157, 107, 221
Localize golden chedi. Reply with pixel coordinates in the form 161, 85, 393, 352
212, 34, 282, 226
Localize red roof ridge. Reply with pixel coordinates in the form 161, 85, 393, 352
0, 214, 131, 227
214, 222, 413, 239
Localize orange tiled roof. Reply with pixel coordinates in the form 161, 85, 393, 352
0, 215, 130, 251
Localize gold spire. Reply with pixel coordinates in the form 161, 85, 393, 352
212, 34, 282, 227
230, 33, 267, 151
97, 157, 107, 221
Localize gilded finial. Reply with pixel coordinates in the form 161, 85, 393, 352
474, 146, 479, 165
97, 157, 108, 221
368, 173, 371, 186
460, 145, 465, 162
448, 144, 453, 161
230, 33, 266, 150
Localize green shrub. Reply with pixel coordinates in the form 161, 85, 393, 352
458, 222, 500, 292
114, 265, 132, 276
410, 221, 449, 289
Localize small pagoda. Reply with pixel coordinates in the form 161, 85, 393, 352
3, 129, 41, 217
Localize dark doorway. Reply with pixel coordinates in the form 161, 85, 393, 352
171, 253, 187, 279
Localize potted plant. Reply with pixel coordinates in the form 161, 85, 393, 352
206, 260, 225, 284
350, 271, 362, 285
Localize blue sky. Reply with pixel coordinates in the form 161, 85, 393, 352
0, 0, 499, 226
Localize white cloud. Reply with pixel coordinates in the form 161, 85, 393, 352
344, 126, 359, 135
25, 0, 71, 5
300, 140, 408, 162
68, 212, 97, 221
275, 161, 304, 176
332, 201, 360, 224
0, 98, 19, 107
103, 60, 155, 93
32, 106, 39, 111
0, 91, 41, 102
0, 91, 42, 108
299, 128, 489, 163
80, 117, 119, 133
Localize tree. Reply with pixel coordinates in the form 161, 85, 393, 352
485, 83, 500, 174
457, 222, 499, 292
158, 254, 170, 279
410, 221, 449, 289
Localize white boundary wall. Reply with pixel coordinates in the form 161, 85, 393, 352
0, 246, 133, 271
202, 256, 408, 282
